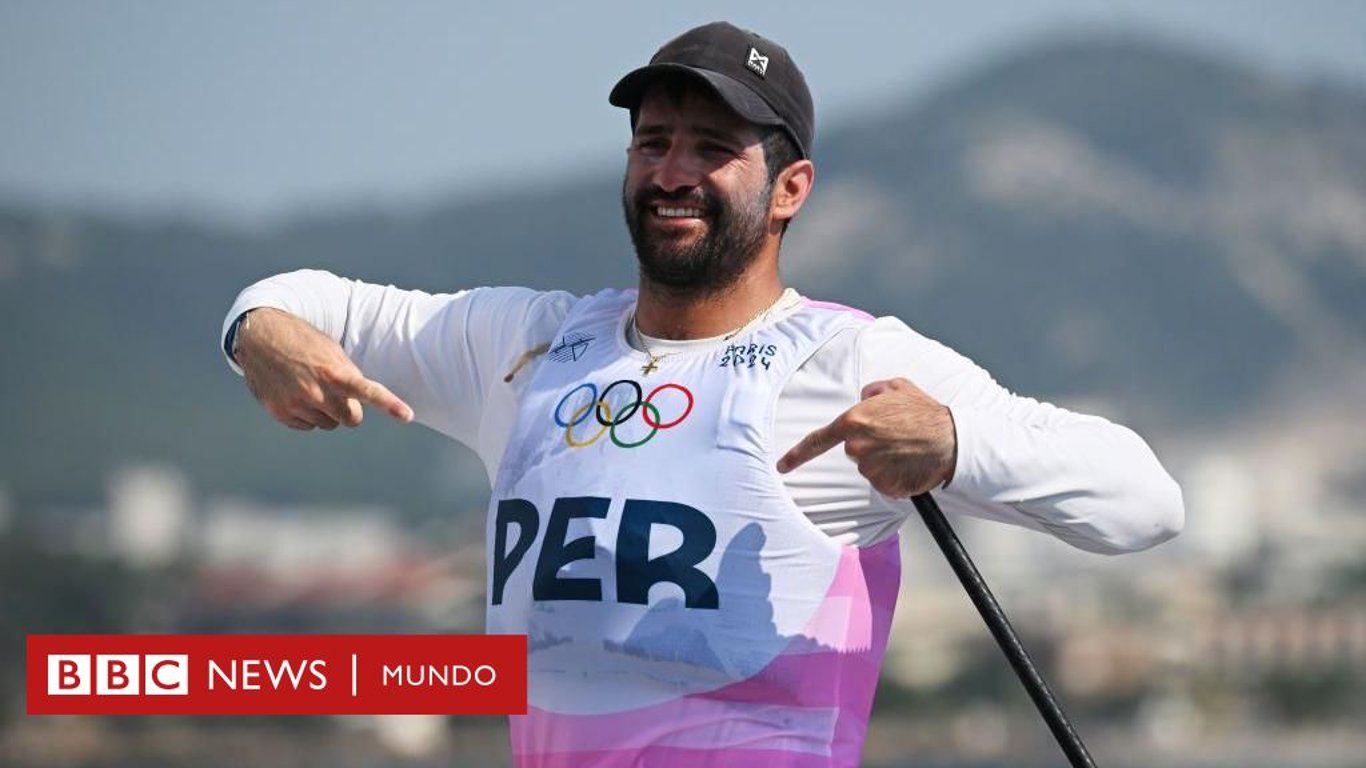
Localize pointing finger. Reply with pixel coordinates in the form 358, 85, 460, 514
777, 416, 850, 473
341, 375, 414, 423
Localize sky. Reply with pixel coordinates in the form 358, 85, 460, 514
2, 1, 1365, 223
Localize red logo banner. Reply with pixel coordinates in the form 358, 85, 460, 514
27, 634, 527, 715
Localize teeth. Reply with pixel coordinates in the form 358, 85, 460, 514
657, 207, 704, 218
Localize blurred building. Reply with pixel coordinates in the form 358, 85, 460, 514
107, 465, 192, 568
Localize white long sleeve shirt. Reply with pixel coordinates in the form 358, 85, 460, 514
223, 269, 1183, 554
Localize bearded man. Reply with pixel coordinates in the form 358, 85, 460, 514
221, 22, 1183, 768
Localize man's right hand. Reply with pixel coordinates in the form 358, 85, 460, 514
233, 308, 414, 431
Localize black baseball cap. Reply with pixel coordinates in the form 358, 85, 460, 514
609, 22, 814, 159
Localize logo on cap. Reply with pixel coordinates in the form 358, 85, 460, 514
745, 47, 769, 77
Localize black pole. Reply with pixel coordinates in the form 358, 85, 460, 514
911, 492, 1098, 768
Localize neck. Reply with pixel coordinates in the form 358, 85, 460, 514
635, 264, 785, 340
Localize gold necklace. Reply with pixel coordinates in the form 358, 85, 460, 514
634, 289, 794, 376
633, 318, 676, 376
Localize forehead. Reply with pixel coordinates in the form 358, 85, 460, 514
634, 80, 761, 143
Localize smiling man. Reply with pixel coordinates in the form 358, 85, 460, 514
221, 21, 1183, 767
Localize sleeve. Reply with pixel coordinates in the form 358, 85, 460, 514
858, 316, 1184, 555
221, 269, 576, 451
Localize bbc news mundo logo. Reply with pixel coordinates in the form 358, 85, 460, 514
27, 635, 525, 715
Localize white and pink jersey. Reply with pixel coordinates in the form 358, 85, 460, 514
487, 290, 900, 767
225, 271, 1182, 760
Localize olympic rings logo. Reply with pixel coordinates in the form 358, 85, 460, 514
553, 380, 695, 449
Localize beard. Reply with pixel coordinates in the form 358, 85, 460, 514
622, 178, 771, 298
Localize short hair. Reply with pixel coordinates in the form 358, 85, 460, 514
761, 127, 801, 234
761, 127, 800, 187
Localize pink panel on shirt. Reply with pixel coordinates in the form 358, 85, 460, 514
508, 537, 901, 768
516, 745, 841, 768
796, 538, 891, 650
802, 299, 875, 322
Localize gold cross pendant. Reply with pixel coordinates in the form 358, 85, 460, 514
641, 356, 660, 376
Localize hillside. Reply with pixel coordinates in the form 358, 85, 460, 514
2, 34, 1364, 516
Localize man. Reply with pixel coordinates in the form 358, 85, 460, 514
222, 22, 1182, 768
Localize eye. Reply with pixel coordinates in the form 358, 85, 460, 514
633, 137, 668, 154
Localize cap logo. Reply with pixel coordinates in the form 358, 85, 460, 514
745, 47, 769, 77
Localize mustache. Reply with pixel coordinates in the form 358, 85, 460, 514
633, 186, 719, 216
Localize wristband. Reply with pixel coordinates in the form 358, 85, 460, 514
224, 310, 252, 364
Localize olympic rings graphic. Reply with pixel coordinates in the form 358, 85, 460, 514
563, 400, 610, 448
553, 380, 694, 449
595, 379, 642, 427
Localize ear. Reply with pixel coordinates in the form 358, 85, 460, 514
770, 159, 815, 225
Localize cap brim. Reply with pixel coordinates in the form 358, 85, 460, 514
609, 64, 784, 129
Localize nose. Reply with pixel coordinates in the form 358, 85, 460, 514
654, 144, 703, 194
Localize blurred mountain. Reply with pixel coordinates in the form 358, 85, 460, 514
2, 34, 1365, 516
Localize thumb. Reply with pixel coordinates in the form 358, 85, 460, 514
860, 377, 913, 401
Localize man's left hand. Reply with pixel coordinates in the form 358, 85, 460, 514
777, 378, 957, 498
